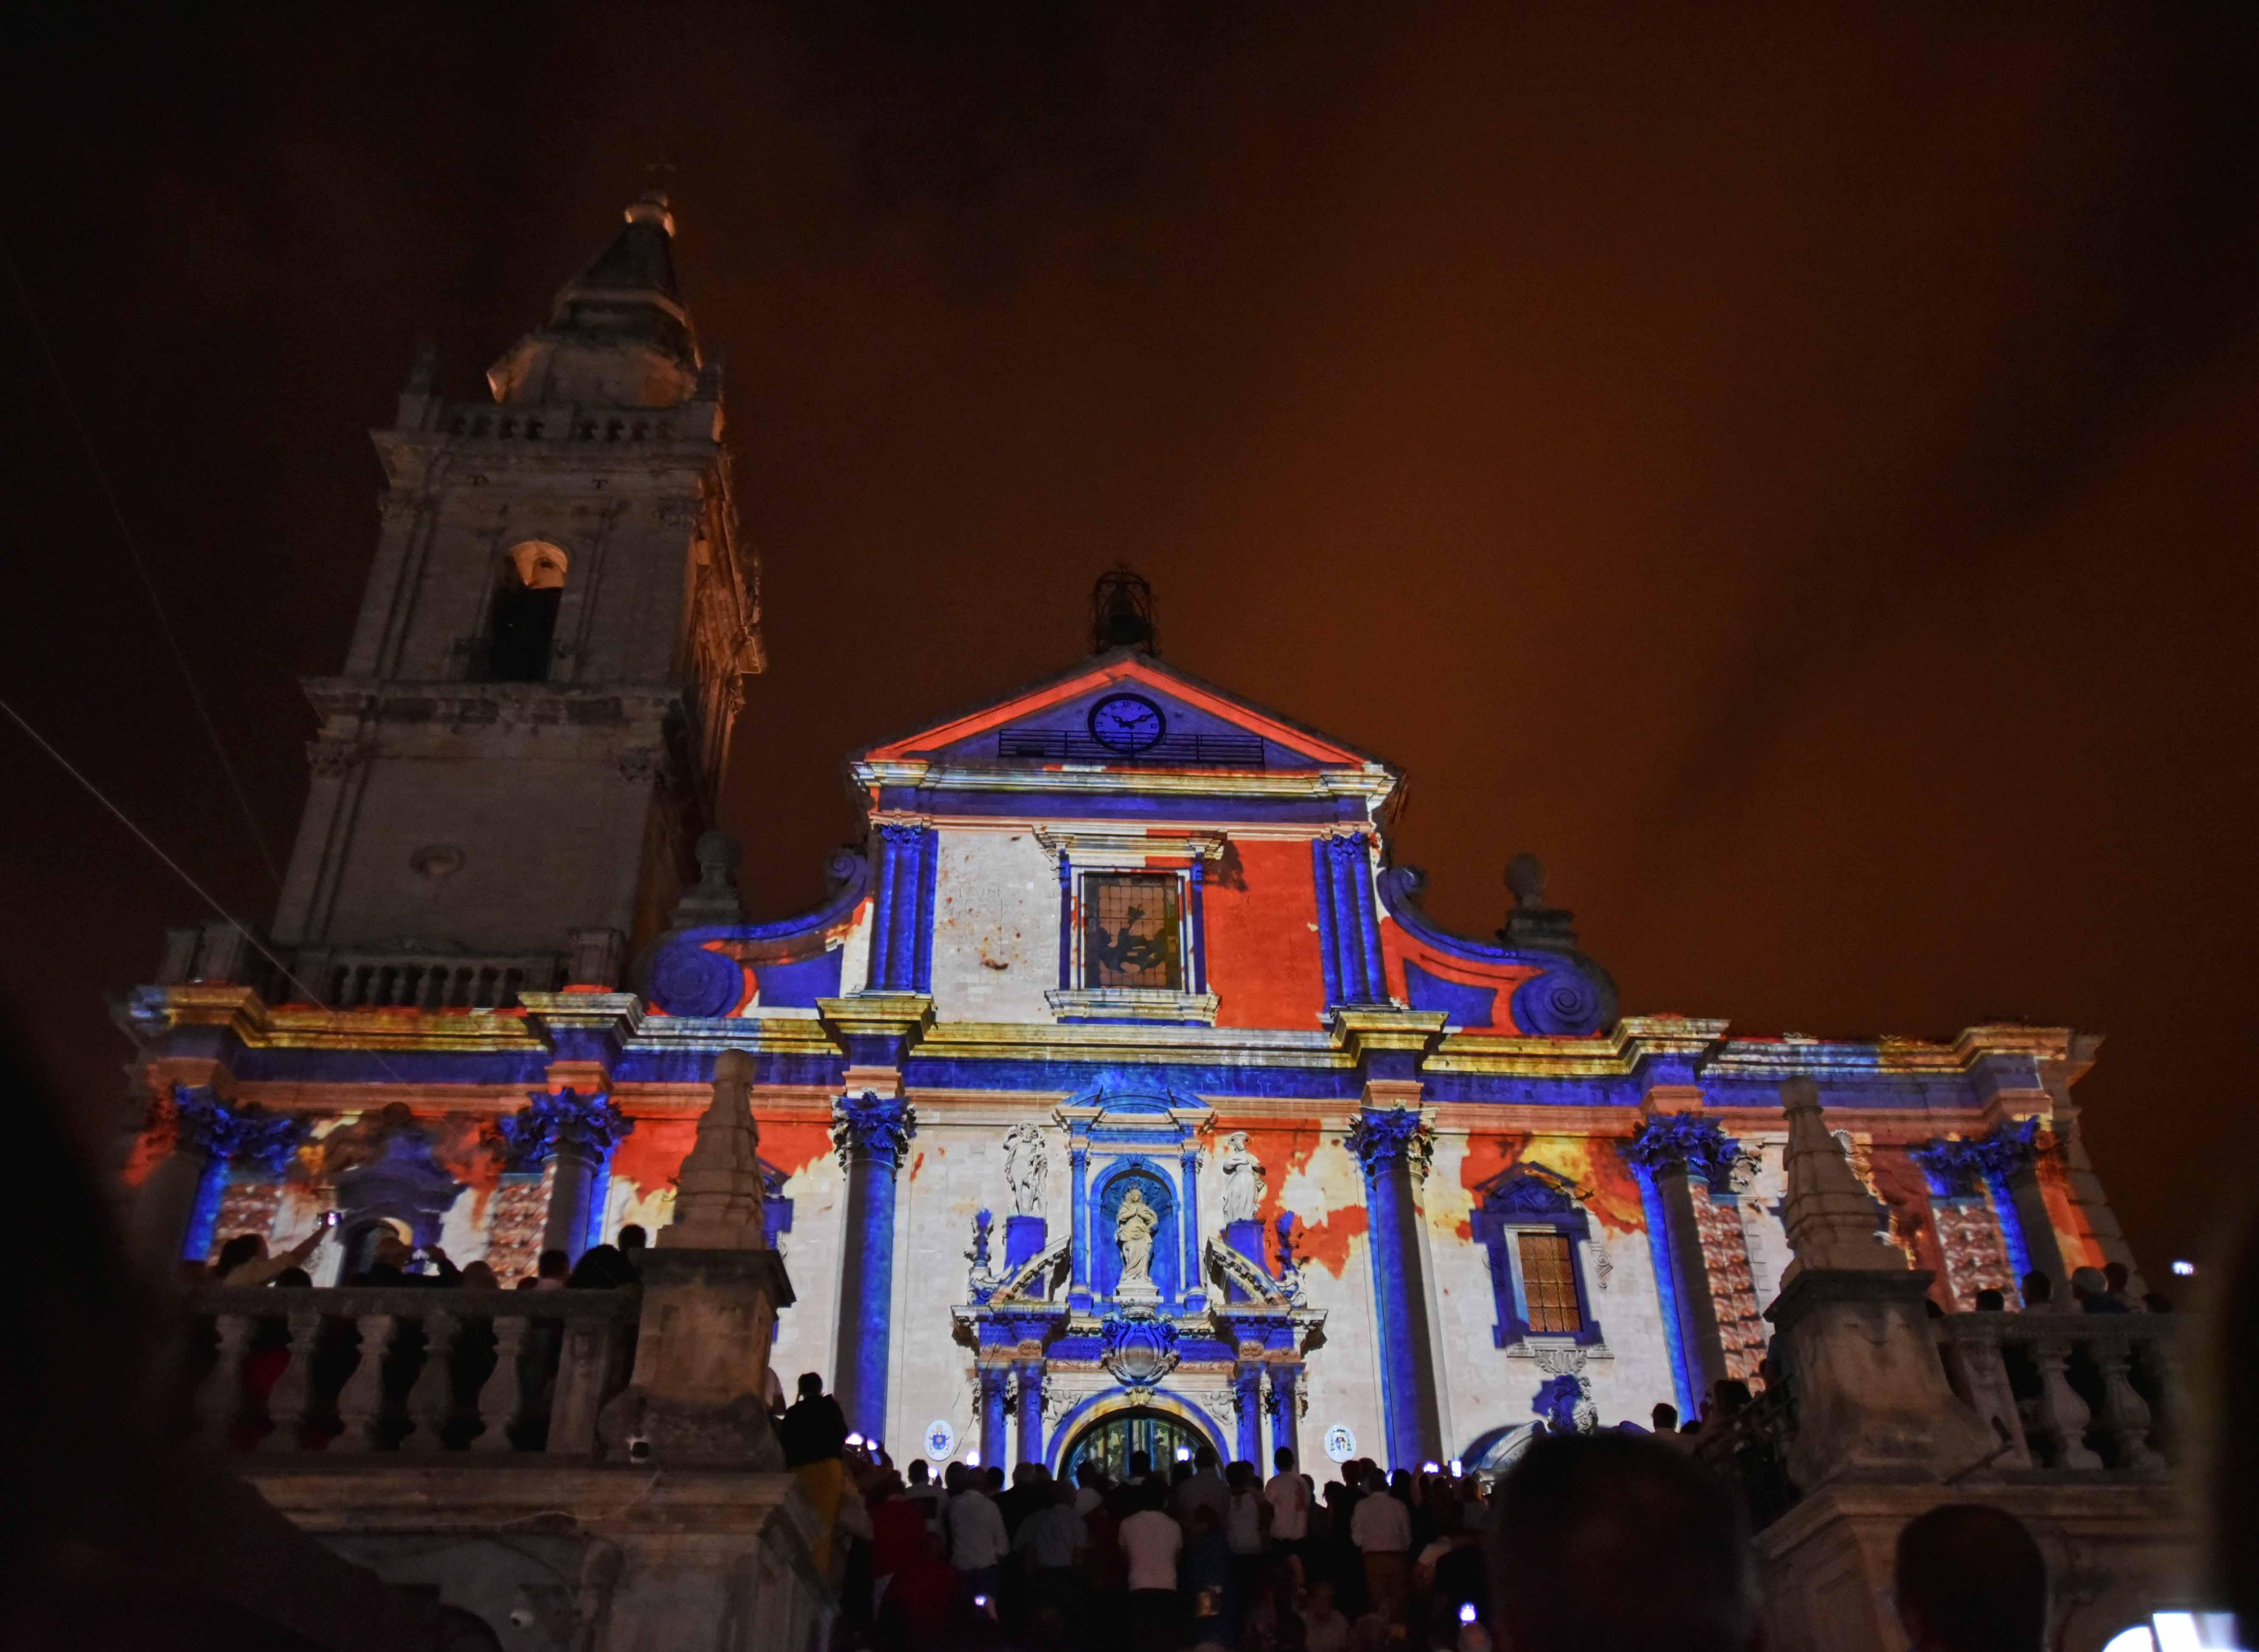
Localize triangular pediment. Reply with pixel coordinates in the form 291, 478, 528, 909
857, 649, 1387, 773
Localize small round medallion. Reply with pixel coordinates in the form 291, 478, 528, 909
924, 1419, 957, 1461
1323, 1423, 1357, 1463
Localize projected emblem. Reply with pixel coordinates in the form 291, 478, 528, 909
1087, 692, 1167, 755
924, 1420, 956, 1461
1324, 1424, 1357, 1463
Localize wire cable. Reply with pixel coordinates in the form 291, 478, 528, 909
0, 691, 323, 1006
1, 243, 287, 891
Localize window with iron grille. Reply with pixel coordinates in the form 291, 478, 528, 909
1515, 1230, 1584, 1334
1082, 873, 1182, 990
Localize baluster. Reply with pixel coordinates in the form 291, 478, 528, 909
471, 1313, 528, 1452
259, 1308, 324, 1454
335, 1313, 397, 1450
1943, 1324, 2031, 1468
2143, 1325, 2190, 1442
403, 1311, 459, 1454
2026, 1337, 2103, 1469
2091, 1333, 2164, 1472
549, 1317, 608, 1459
196, 1314, 254, 1446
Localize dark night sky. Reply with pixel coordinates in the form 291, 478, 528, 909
2, 8, 2253, 1275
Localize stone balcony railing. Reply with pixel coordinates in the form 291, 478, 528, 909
1700, 1309, 2186, 1532
185, 1285, 640, 1458
1934, 1309, 2184, 1475
305, 951, 564, 1010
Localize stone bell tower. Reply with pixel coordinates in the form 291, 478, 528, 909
265, 193, 762, 1005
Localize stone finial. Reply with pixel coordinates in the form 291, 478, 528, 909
670, 829, 746, 926
659, 1049, 767, 1250
1778, 1077, 1900, 1279
1498, 853, 1582, 951
1507, 853, 1546, 910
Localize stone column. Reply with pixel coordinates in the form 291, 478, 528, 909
1234, 1363, 1265, 1465
979, 1365, 1009, 1466
1068, 1140, 1092, 1312
1968, 1117, 2067, 1294
2045, 1078, 2142, 1292
1268, 1366, 1301, 1468
1624, 1112, 1733, 1414
1015, 1360, 1045, 1467
1179, 1141, 1203, 1310
1348, 1104, 1442, 1468
504, 1088, 633, 1263
1186, 859, 1208, 995
830, 1090, 915, 1441
130, 1086, 302, 1272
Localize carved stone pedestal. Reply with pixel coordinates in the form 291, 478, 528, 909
599, 1247, 794, 1467
1767, 1268, 1993, 1489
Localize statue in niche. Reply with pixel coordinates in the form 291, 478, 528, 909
1115, 1186, 1160, 1292
1004, 1122, 1046, 1218
1218, 1132, 1266, 1224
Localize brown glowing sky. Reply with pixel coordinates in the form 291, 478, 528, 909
2, 10, 2253, 1275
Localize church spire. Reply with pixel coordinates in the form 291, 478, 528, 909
486, 190, 703, 408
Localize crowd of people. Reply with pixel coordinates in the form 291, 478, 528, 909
206, 1224, 656, 1292
198, 1224, 2181, 1649
769, 1369, 2063, 1652
819, 1431, 1490, 1652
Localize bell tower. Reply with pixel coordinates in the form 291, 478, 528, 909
267, 193, 762, 1005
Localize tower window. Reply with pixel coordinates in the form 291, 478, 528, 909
1082, 873, 1182, 990
483, 541, 567, 682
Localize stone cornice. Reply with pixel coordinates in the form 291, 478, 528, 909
124, 985, 551, 1055
128, 982, 2087, 1106
1034, 826, 1230, 865
302, 678, 688, 724
851, 756, 1399, 805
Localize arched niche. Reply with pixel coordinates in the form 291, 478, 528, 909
1091, 1159, 1178, 1303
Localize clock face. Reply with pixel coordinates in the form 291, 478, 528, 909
1086, 692, 1167, 755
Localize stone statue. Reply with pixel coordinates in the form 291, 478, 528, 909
1115, 1186, 1159, 1292
1218, 1131, 1265, 1224
1004, 1122, 1046, 1218
1275, 1211, 1303, 1301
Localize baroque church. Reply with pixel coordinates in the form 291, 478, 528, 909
120, 192, 2145, 1486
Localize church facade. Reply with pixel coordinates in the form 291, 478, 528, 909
118, 195, 2143, 1482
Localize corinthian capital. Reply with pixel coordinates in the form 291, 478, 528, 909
833, 1091, 916, 1170
1346, 1106, 1433, 1182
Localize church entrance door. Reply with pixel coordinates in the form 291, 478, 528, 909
1061, 1407, 1203, 1484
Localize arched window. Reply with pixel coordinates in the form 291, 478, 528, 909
483, 541, 568, 681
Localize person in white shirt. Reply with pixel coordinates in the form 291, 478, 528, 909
1118, 1485, 1185, 1647
1263, 1446, 1311, 1577
902, 1459, 946, 1535
945, 1464, 1009, 1600
1349, 1468, 1414, 1625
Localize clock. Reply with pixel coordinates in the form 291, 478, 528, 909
1086, 692, 1167, 755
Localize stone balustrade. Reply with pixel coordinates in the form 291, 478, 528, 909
186, 1284, 639, 1457
1934, 1309, 2183, 1474
1697, 1309, 2183, 1537
308, 950, 562, 1009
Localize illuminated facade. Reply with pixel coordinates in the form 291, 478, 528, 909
120, 196, 2145, 1479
